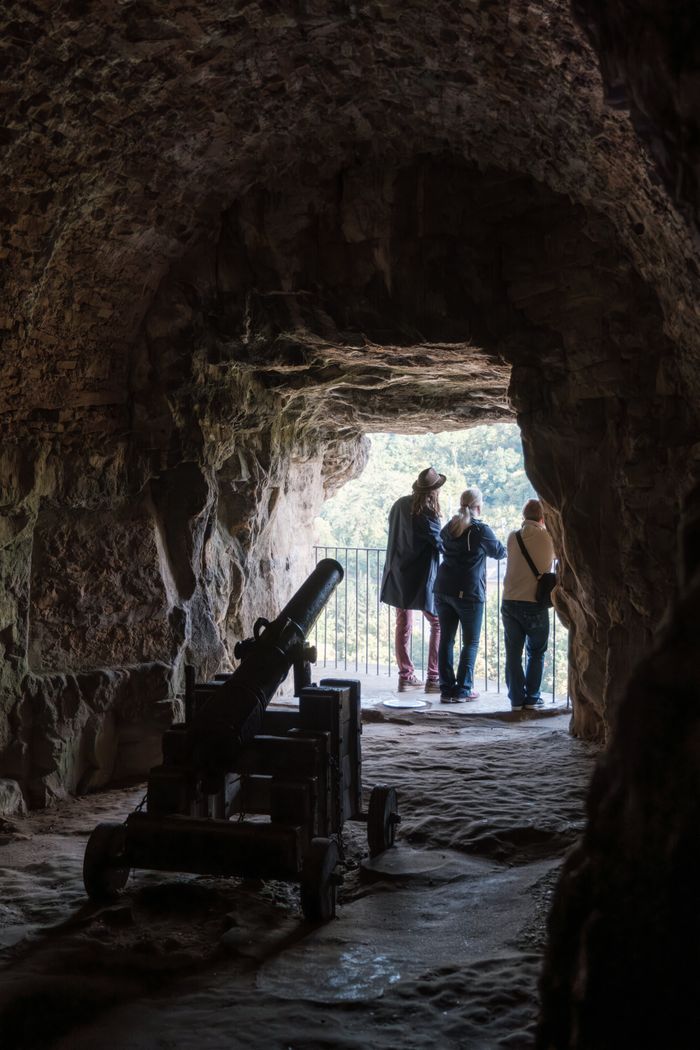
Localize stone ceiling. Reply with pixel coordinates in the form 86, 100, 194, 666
2, 0, 699, 444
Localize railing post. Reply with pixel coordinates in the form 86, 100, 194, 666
323, 545, 329, 667
344, 547, 348, 671
354, 548, 359, 673
376, 548, 380, 675
496, 558, 501, 694
484, 563, 488, 692
314, 545, 320, 654
365, 548, 369, 674
334, 546, 339, 669
387, 602, 391, 678
567, 626, 571, 710
552, 605, 557, 703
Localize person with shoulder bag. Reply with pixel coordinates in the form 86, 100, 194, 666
433, 486, 506, 703
501, 498, 556, 711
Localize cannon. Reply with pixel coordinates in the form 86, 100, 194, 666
83, 559, 400, 921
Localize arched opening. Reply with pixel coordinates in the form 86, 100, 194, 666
133, 154, 686, 740
312, 423, 570, 708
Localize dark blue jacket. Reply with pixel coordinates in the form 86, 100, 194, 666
434, 519, 506, 603
380, 495, 444, 613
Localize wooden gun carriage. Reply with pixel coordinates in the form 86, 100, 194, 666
82, 559, 400, 921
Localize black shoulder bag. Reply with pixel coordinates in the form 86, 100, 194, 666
515, 530, 557, 608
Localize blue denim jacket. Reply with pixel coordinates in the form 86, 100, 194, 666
434, 519, 506, 602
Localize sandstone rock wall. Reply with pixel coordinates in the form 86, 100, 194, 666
2, 0, 700, 807
0, 430, 366, 809
536, 3, 700, 1045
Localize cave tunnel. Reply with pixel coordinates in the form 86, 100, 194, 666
2, 0, 700, 1046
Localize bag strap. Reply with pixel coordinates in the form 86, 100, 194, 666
515, 529, 542, 579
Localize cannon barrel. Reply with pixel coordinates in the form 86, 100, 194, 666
276, 558, 344, 641
192, 558, 343, 769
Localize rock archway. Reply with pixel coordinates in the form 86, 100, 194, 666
2, 0, 700, 809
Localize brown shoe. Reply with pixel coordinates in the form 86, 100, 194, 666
424, 679, 441, 694
397, 675, 423, 692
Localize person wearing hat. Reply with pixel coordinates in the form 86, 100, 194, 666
380, 467, 445, 692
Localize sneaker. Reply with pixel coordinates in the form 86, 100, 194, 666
440, 693, 459, 704
511, 705, 524, 712
398, 675, 423, 692
524, 698, 545, 710
424, 679, 441, 694
455, 688, 480, 701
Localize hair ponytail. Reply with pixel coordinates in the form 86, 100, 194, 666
448, 486, 483, 538
448, 505, 472, 537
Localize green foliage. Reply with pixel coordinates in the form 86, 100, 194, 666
315, 423, 536, 547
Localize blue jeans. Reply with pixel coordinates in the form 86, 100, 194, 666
501, 600, 550, 708
435, 595, 484, 694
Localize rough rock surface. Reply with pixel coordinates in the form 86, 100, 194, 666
1, 0, 700, 803
573, 0, 700, 240
536, 4, 700, 1048
538, 481, 700, 1050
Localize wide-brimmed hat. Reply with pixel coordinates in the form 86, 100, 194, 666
412, 466, 446, 492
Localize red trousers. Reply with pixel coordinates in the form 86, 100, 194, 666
395, 608, 440, 680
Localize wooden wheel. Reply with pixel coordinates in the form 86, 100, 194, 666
83, 822, 130, 902
300, 837, 339, 922
367, 786, 399, 857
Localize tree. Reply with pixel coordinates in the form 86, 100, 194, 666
315, 423, 537, 546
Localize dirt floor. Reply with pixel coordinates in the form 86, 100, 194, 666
0, 698, 596, 1050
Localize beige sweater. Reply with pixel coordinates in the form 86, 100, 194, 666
502, 521, 555, 602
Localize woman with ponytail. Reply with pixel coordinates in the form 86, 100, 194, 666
433, 487, 506, 702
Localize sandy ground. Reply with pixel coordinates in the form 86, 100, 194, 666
0, 694, 595, 1050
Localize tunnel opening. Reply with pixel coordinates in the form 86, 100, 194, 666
194, 150, 687, 751
311, 423, 570, 710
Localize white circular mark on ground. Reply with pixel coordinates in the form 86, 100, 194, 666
382, 698, 429, 709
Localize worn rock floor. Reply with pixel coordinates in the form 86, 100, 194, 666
0, 705, 596, 1050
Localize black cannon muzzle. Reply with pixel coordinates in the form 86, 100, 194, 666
192, 559, 343, 770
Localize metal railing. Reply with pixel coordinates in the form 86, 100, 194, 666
313, 546, 569, 704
